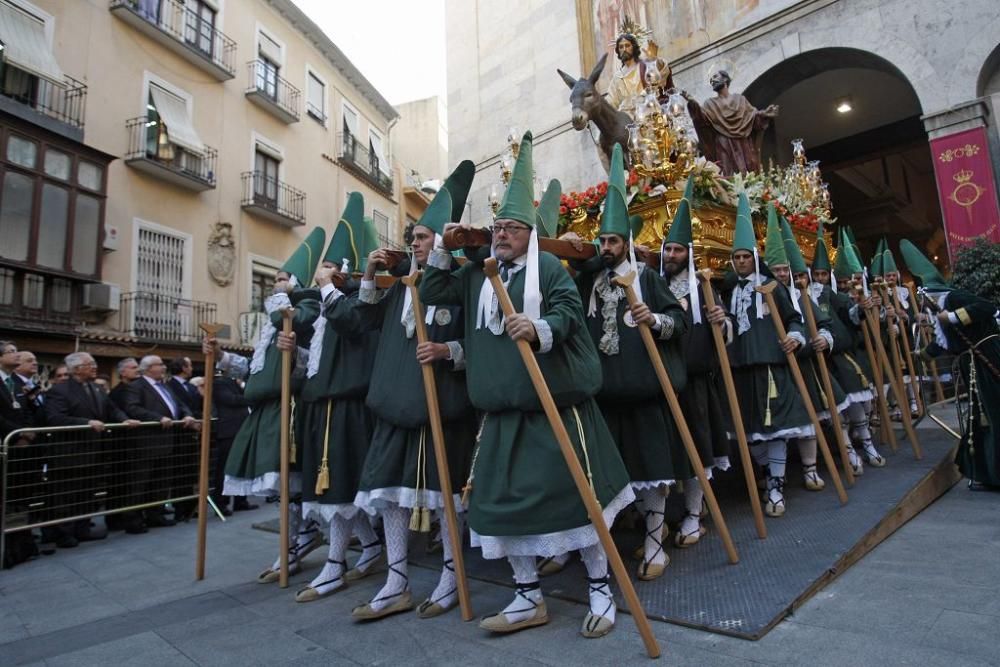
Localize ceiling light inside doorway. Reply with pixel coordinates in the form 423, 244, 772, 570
836, 97, 853, 114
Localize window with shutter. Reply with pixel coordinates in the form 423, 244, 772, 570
306, 72, 325, 123
135, 226, 187, 339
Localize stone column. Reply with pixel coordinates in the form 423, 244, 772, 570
921, 99, 1000, 260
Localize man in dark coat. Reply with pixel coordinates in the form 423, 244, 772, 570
109, 358, 141, 413
167, 356, 202, 418
211, 366, 253, 513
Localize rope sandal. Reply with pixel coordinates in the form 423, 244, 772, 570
674, 511, 708, 548
637, 508, 668, 580
479, 581, 548, 633
256, 524, 322, 583
351, 556, 414, 620
764, 477, 786, 517
295, 558, 347, 602
345, 540, 386, 581
581, 576, 615, 638
417, 559, 456, 619
803, 464, 826, 491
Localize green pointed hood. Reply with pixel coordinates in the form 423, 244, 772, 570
833, 228, 852, 277
496, 131, 537, 227
732, 191, 756, 253
870, 238, 884, 277
812, 221, 832, 272
882, 241, 898, 274
665, 175, 695, 247
900, 239, 950, 291
441, 160, 475, 223
763, 203, 788, 267
282, 226, 326, 286
845, 226, 862, 268
780, 217, 808, 274
599, 143, 631, 238
536, 179, 562, 238
415, 187, 453, 237
358, 216, 381, 272
324, 192, 364, 267
629, 214, 644, 239
839, 227, 864, 275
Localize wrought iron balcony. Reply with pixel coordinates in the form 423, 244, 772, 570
119, 291, 217, 343
337, 132, 394, 196
109, 0, 237, 81
0, 267, 84, 334
0, 67, 87, 141
238, 311, 268, 347
125, 116, 217, 191
245, 60, 300, 123
241, 171, 306, 227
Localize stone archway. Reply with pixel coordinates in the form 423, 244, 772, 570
740, 47, 948, 270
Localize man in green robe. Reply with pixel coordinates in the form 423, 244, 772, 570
659, 175, 733, 547
563, 144, 688, 581
901, 241, 1000, 488
221, 229, 326, 583
349, 162, 476, 621
879, 242, 920, 419
722, 199, 814, 517
420, 132, 632, 639
290, 193, 384, 603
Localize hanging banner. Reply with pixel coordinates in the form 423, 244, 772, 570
930, 127, 1000, 259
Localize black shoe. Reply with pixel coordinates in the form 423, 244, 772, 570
56, 535, 79, 549
125, 522, 149, 534
173, 511, 193, 523
220, 507, 233, 517
39, 541, 56, 555
233, 502, 259, 512
145, 515, 176, 528
76, 528, 107, 542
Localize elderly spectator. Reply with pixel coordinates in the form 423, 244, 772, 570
43, 353, 139, 546
168, 357, 201, 418
125, 355, 197, 525
110, 357, 141, 412
1, 342, 39, 566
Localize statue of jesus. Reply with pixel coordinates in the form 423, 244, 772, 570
606, 32, 674, 118
682, 70, 779, 175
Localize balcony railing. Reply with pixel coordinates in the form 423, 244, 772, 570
125, 116, 217, 191
241, 171, 306, 227
0, 67, 87, 138
337, 132, 394, 195
238, 311, 268, 346
119, 291, 216, 343
109, 0, 237, 80
245, 60, 300, 123
0, 267, 83, 333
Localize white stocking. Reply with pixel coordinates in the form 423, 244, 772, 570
638, 487, 666, 566
350, 513, 382, 573
767, 439, 787, 479
681, 477, 704, 536
797, 438, 818, 466
501, 556, 543, 623
367, 505, 409, 611
427, 511, 463, 608
305, 516, 348, 594
580, 544, 615, 624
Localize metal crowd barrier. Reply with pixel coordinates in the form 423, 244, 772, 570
1, 420, 214, 566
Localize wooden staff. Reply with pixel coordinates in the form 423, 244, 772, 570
907, 282, 946, 403
887, 285, 923, 417
444, 227, 597, 261
875, 282, 915, 415
867, 284, 923, 460
279, 307, 295, 588
400, 272, 473, 622
483, 258, 660, 659
755, 282, 848, 504
852, 282, 897, 451
697, 270, 767, 539
797, 286, 855, 486
195, 322, 224, 580
613, 272, 739, 562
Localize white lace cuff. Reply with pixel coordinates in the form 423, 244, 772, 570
445, 340, 466, 370
428, 249, 452, 271
652, 313, 675, 340
359, 280, 378, 304
849, 305, 862, 326
533, 319, 553, 354
947, 311, 959, 325
788, 331, 807, 347
320, 283, 343, 303
291, 347, 309, 379
723, 318, 734, 345
819, 328, 834, 350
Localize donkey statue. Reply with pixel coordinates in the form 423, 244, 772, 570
557, 53, 632, 172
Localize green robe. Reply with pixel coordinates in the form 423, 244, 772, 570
224, 294, 315, 496
354, 277, 474, 511
792, 286, 848, 419
927, 289, 1000, 486
296, 283, 379, 520
722, 273, 814, 441
420, 250, 631, 556
815, 284, 874, 402
574, 260, 690, 486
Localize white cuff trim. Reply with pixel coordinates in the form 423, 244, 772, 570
533, 319, 553, 354
428, 249, 452, 271
445, 340, 466, 370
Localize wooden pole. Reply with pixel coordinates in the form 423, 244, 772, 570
401, 272, 474, 622
612, 272, 739, 564
907, 282, 946, 403
887, 285, 923, 417
483, 258, 660, 659
868, 285, 923, 460
876, 282, 915, 414
755, 282, 848, 504
798, 287, 855, 485
195, 323, 224, 580
278, 308, 295, 588
853, 282, 898, 452
696, 270, 767, 539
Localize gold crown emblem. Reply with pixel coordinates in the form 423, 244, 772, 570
953, 169, 973, 184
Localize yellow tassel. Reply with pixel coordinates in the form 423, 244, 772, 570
409, 507, 427, 532
314, 400, 333, 494
419, 507, 432, 533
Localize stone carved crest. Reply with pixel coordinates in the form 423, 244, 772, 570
208, 221, 236, 286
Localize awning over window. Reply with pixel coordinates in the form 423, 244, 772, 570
258, 31, 281, 65
0, 1, 63, 83
149, 85, 205, 155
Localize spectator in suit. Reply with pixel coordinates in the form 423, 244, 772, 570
109, 358, 140, 412
94, 374, 111, 395
43, 352, 140, 546
167, 357, 201, 418
210, 365, 255, 514
1, 341, 40, 566
50, 365, 70, 385
125, 355, 198, 525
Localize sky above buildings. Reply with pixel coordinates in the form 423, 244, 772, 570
293, 0, 446, 106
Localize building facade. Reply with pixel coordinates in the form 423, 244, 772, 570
446, 0, 1000, 269
0, 0, 400, 379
